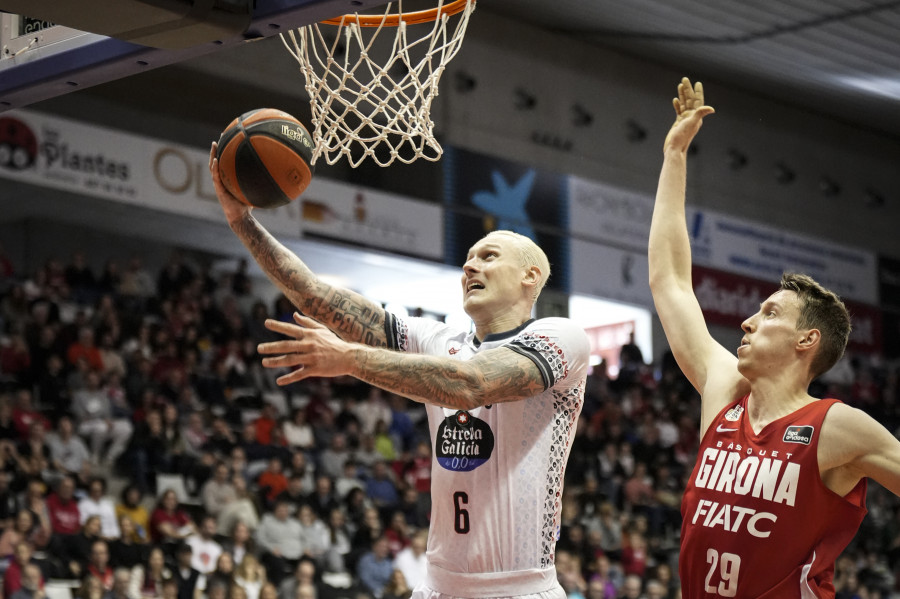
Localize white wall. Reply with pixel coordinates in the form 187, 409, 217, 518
442, 10, 900, 259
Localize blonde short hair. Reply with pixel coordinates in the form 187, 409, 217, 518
484, 230, 551, 302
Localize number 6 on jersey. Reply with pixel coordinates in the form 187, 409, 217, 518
453, 491, 470, 534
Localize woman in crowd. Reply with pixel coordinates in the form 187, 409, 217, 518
205, 551, 236, 592
0, 508, 42, 558
116, 484, 151, 543
109, 515, 149, 569
220, 521, 257, 567
381, 569, 412, 599
77, 575, 105, 599
234, 554, 266, 599
130, 545, 172, 599
149, 489, 196, 546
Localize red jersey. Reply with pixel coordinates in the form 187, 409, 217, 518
47, 493, 81, 535
680, 397, 867, 599
149, 508, 191, 543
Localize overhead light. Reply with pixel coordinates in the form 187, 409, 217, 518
774, 162, 795, 184
837, 75, 900, 101
514, 88, 536, 110
571, 104, 593, 127
626, 119, 646, 143
819, 177, 841, 197
865, 187, 886, 208
454, 71, 477, 93
727, 148, 748, 170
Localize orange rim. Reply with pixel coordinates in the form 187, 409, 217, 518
322, 0, 472, 26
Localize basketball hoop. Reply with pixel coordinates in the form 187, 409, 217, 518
280, 0, 476, 167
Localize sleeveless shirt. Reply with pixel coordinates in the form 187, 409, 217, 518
680, 397, 867, 598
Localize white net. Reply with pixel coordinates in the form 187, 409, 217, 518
280, 0, 475, 168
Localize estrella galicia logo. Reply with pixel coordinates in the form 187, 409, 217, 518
783, 425, 814, 445
0, 117, 38, 170
436, 410, 494, 472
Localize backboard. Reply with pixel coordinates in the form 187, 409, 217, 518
0, 0, 390, 112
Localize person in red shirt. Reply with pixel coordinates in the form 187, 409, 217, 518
619, 529, 648, 578
257, 456, 288, 508
149, 489, 196, 545
10, 389, 51, 441
404, 440, 432, 495
0, 334, 30, 383
66, 327, 104, 372
47, 475, 81, 536
2, 542, 43, 598
253, 402, 280, 445
650, 77, 900, 598
85, 540, 114, 590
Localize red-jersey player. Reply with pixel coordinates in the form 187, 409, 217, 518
649, 77, 900, 598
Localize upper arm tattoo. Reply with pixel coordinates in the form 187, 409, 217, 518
231, 214, 387, 347
475, 348, 547, 400
355, 347, 546, 411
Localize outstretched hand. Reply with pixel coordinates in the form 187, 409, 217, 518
209, 142, 252, 224
663, 77, 715, 154
258, 313, 355, 385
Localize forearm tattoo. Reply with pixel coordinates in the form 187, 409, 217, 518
232, 215, 387, 347
356, 347, 546, 409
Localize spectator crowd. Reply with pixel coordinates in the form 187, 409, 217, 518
1, 245, 900, 599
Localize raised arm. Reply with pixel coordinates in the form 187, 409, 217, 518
258, 315, 547, 410
209, 143, 387, 347
648, 78, 747, 427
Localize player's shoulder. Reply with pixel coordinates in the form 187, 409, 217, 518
526, 316, 586, 337
524, 317, 589, 350
517, 318, 590, 380
394, 312, 464, 342
819, 400, 894, 452
821, 400, 878, 431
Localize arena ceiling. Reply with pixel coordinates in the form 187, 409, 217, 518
495, 0, 900, 139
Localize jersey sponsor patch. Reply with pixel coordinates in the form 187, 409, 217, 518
783, 425, 814, 445
725, 405, 744, 422
436, 410, 495, 472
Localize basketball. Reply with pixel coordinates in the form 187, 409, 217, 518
216, 108, 315, 208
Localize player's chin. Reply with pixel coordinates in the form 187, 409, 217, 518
735, 358, 754, 378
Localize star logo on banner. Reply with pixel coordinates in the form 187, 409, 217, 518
471, 169, 536, 239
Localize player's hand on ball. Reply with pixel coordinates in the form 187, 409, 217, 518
209, 142, 252, 224
258, 313, 354, 385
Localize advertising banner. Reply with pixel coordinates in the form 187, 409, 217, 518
570, 238, 652, 308
297, 181, 442, 260
444, 147, 569, 291
0, 109, 443, 260
692, 265, 881, 354
569, 177, 877, 304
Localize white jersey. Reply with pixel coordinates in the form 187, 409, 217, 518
384, 315, 589, 598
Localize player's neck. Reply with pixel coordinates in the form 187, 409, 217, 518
472, 307, 533, 341
746, 375, 815, 434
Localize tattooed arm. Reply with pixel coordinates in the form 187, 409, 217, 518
209, 143, 387, 347
259, 315, 547, 410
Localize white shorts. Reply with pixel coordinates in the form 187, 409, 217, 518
410, 584, 566, 599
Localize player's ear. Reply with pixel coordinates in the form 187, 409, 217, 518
797, 328, 821, 354
522, 265, 541, 289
